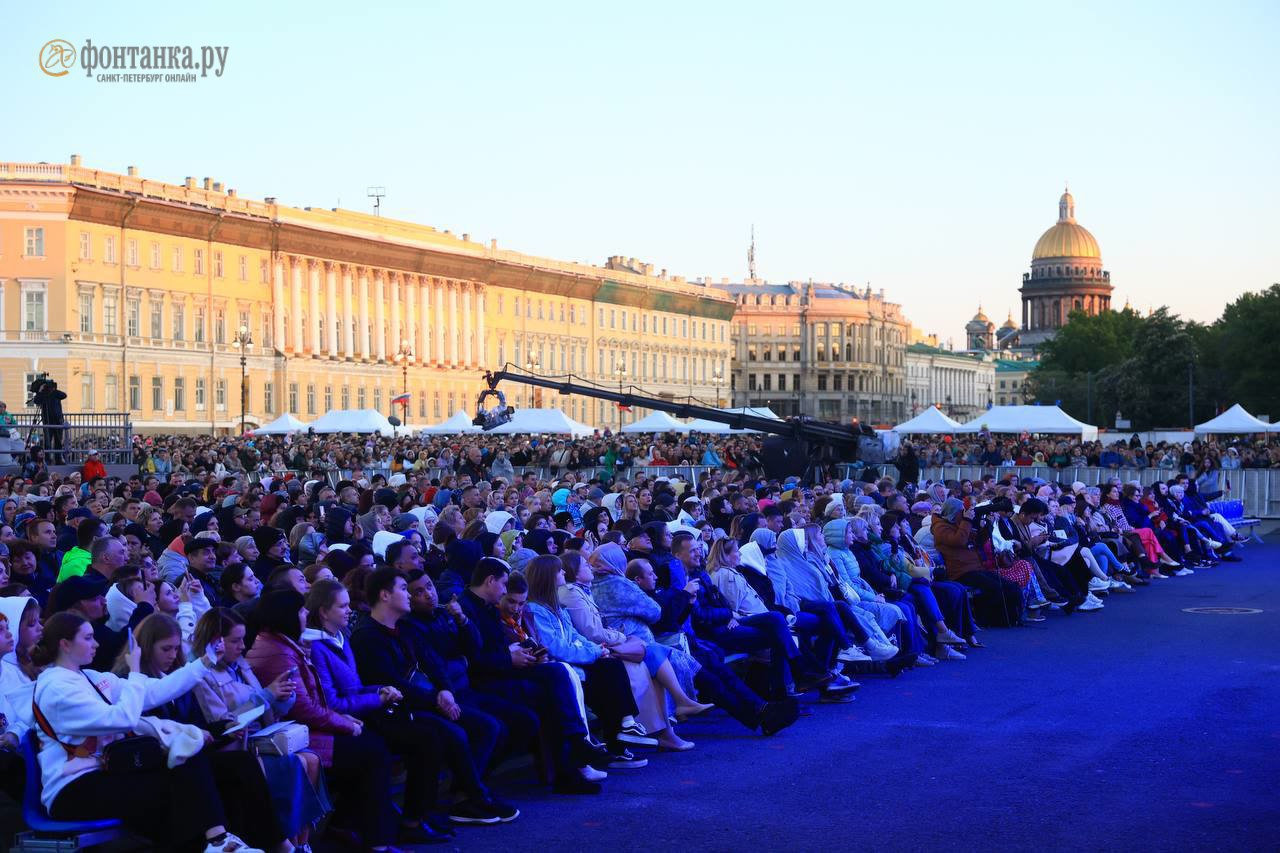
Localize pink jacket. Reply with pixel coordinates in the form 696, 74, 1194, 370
244, 631, 353, 766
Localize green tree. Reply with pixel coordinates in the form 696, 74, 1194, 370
1201, 284, 1280, 420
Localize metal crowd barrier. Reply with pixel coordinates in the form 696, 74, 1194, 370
2, 413, 133, 465
839, 463, 1279, 520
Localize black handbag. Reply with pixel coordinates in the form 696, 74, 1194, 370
102, 734, 165, 774
32, 672, 165, 775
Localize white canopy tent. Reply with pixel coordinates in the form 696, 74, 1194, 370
956, 405, 1099, 441
307, 409, 396, 436
892, 406, 963, 434
685, 406, 781, 435
251, 413, 309, 435
722, 406, 782, 420
487, 407, 596, 437
621, 411, 693, 433
1194, 403, 1272, 435
418, 410, 481, 435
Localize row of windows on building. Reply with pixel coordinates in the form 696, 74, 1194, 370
66, 229, 270, 283
71, 371, 476, 420
745, 342, 904, 365
77, 292, 267, 345
745, 373, 906, 395
491, 292, 727, 342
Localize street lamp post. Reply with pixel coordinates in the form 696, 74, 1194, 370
614, 363, 627, 434
524, 351, 540, 408
231, 325, 253, 434
396, 342, 413, 425
910, 390, 918, 415
945, 394, 953, 416
711, 369, 725, 407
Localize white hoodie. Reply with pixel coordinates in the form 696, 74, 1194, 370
33, 659, 210, 810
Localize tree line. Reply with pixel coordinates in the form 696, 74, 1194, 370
1025, 283, 1280, 430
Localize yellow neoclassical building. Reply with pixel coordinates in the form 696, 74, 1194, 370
0, 157, 734, 433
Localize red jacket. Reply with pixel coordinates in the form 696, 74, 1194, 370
82, 459, 107, 481
244, 631, 354, 766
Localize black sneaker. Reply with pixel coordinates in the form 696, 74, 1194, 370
447, 799, 501, 825
483, 799, 520, 822
760, 698, 799, 736
399, 820, 456, 843
608, 749, 650, 769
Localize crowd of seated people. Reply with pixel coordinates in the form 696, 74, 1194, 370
0, 431, 1258, 850
894, 433, 1280, 475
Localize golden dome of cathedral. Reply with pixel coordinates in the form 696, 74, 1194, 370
1031, 189, 1101, 261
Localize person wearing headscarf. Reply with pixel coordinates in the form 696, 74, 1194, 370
772, 525, 885, 662
324, 506, 356, 547
523, 529, 559, 557
437, 539, 483, 601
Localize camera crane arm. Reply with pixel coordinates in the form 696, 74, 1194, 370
479, 369, 869, 452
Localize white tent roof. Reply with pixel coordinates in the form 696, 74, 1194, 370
308, 409, 396, 436
486, 407, 596, 437
956, 405, 1099, 440
892, 406, 963, 434
722, 406, 781, 420
418, 410, 481, 435
1194, 403, 1272, 434
685, 406, 780, 434
251, 413, 309, 435
621, 411, 693, 433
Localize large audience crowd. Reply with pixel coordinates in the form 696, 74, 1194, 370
0, 428, 1259, 852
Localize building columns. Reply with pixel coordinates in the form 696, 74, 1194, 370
405, 276, 417, 361
418, 277, 430, 364
374, 272, 387, 362
449, 282, 460, 366
271, 258, 285, 350
307, 260, 321, 354
389, 272, 401, 355
357, 268, 370, 361
325, 262, 339, 359
342, 266, 355, 359
476, 286, 486, 366
462, 283, 473, 366
289, 257, 303, 353
434, 280, 446, 365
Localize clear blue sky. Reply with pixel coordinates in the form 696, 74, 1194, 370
6, 1, 1277, 340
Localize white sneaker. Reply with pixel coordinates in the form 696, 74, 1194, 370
579, 764, 608, 782
1205, 539, 1222, 550
204, 834, 263, 853
937, 645, 967, 661
1108, 579, 1133, 592
1087, 577, 1110, 592
837, 646, 872, 663
1175, 567, 1194, 576
1078, 595, 1104, 611
865, 641, 898, 661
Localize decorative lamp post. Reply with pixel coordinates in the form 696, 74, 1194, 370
395, 342, 413, 425
525, 351, 540, 408
231, 325, 252, 434
711, 369, 725, 408
614, 362, 627, 433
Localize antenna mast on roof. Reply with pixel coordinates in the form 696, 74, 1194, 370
747, 224, 757, 282
367, 186, 386, 217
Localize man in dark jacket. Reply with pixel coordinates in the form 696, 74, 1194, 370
350, 568, 515, 824
460, 559, 609, 794
673, 533, 829, 699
